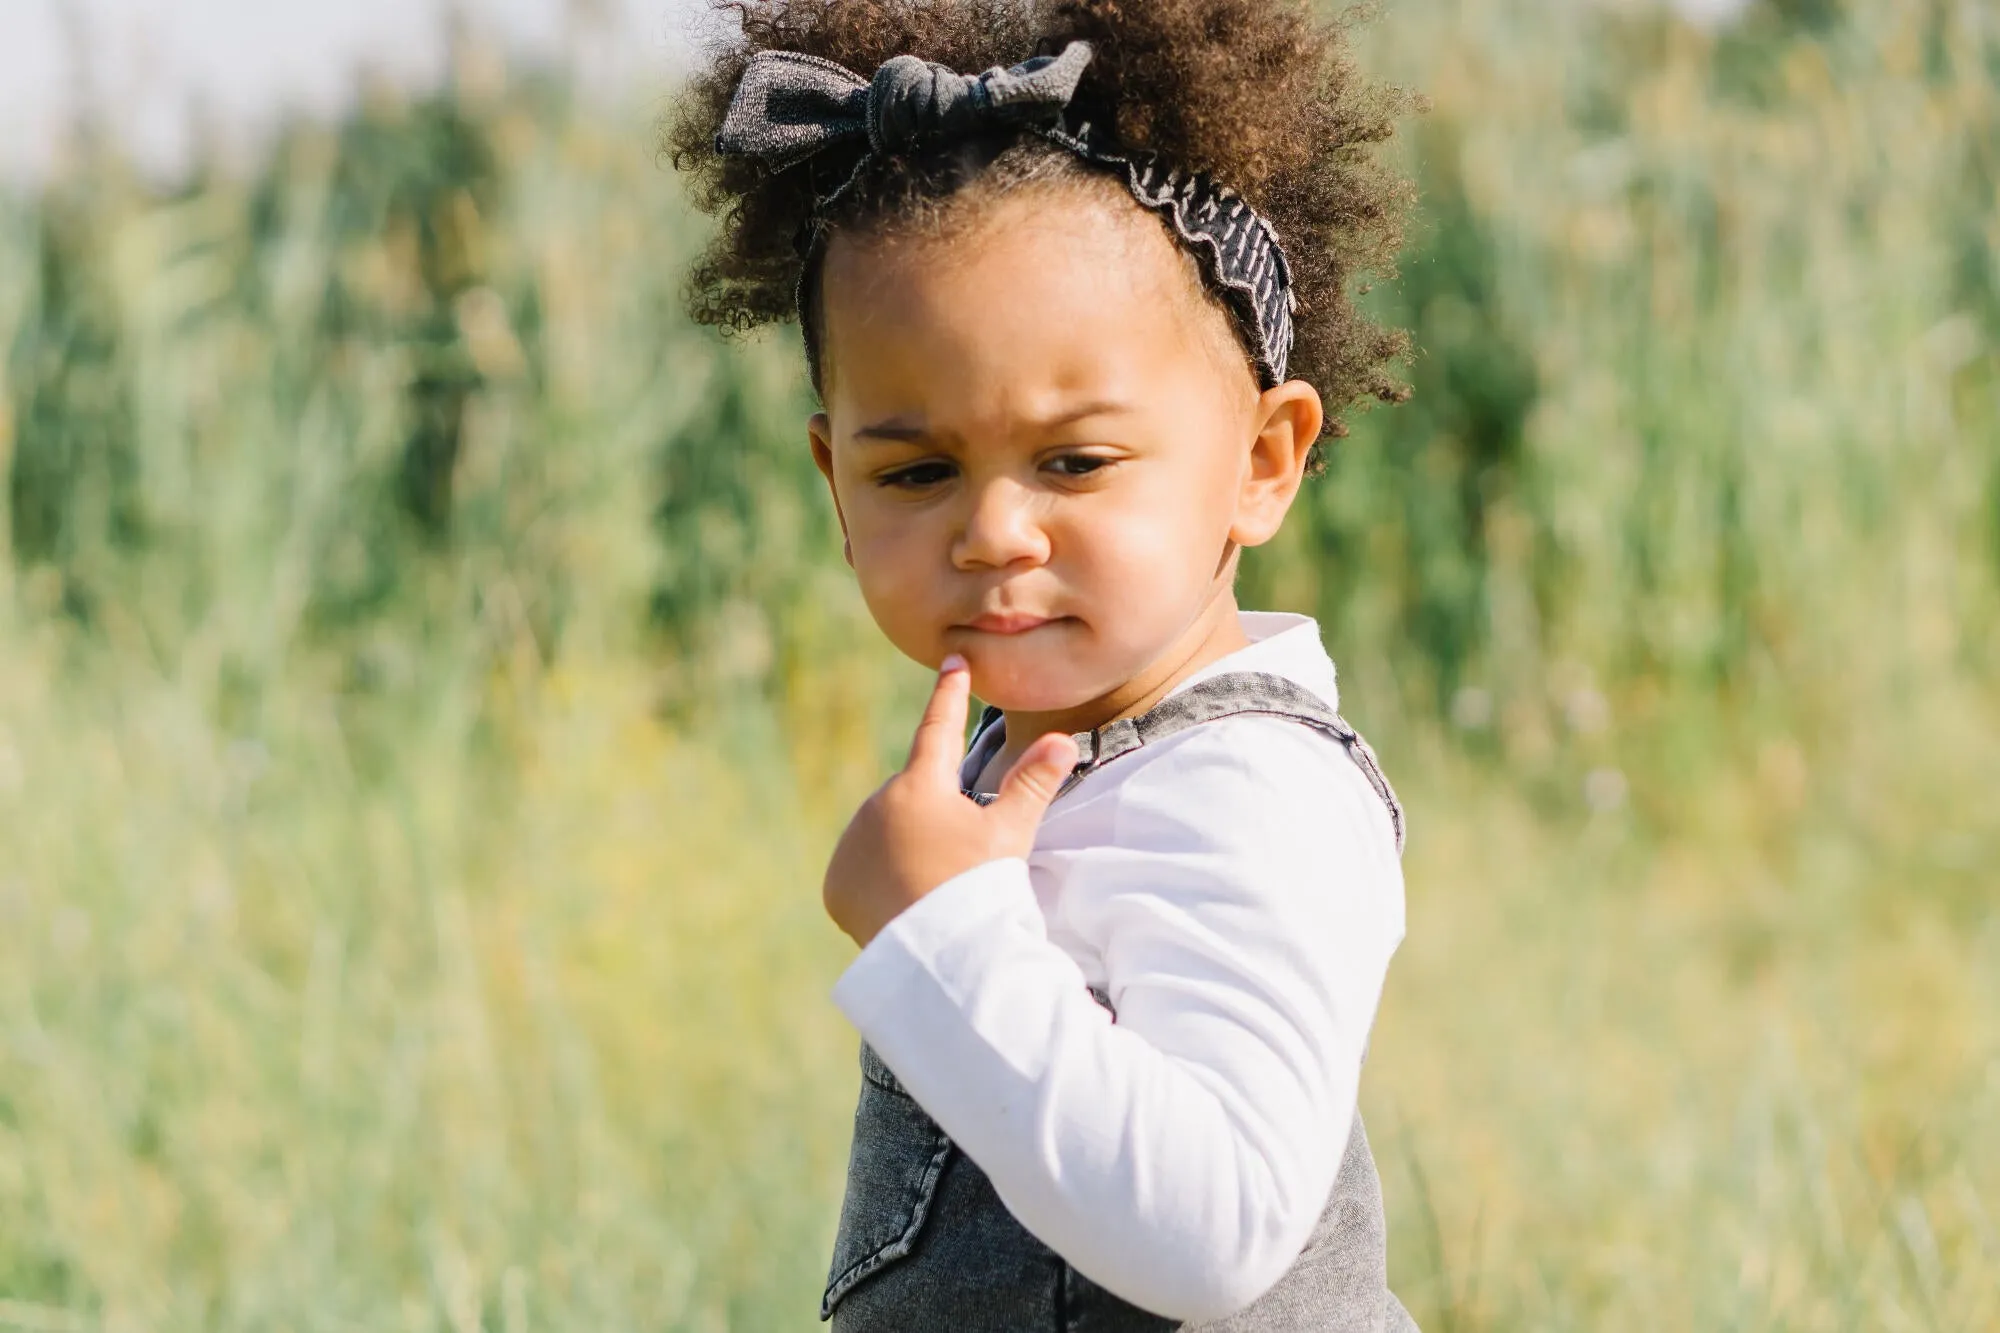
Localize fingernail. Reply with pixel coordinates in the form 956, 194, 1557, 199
940, 654, 968, 674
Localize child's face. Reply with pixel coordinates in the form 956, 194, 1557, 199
808, 184, 1320, 715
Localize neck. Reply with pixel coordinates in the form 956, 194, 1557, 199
978, 590, 1253, 790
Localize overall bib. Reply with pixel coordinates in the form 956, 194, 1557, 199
821, 671, 1418, 1332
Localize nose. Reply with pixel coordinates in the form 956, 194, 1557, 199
951, 476, 1050, 571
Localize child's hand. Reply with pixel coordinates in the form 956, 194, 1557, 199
824, 655, 1080, 950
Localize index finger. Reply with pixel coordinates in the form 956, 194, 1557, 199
905, 654, 972, 778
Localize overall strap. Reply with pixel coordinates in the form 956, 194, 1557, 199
967, 670, 1405, 855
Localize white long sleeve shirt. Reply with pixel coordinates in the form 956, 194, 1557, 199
828, 611, 1407, 1321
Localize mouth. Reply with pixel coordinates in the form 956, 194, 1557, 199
961, 611, 1064, 635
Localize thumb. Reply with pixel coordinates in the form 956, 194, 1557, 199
988, 730, 1081, 836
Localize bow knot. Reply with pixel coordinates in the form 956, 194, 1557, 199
716, 41, 1095, 175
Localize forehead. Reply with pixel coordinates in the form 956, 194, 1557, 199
816, 186, 1248, 423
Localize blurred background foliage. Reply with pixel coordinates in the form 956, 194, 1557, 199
0, 0, 1996, 1329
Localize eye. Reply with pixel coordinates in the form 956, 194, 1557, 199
877, 460, 957, 489
1045, 453, 1113, 478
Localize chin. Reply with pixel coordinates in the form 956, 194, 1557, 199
959, 647, 1102, 714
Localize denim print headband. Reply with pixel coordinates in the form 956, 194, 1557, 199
713, 40, 1298, 388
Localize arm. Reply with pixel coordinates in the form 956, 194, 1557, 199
829, 719, 1406, 1321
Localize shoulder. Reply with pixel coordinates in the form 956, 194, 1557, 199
1051, 711, 1399, 866
1037, 711, 1406, 956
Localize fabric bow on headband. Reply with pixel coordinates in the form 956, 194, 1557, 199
715, 41, 1095, 172
713, 40, 1299, 388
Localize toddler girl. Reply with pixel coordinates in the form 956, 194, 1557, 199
672, 2, 1419, 1327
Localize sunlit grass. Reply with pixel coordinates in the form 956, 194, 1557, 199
4, 623, 1993, 1329
1372, 725, 2000, 1330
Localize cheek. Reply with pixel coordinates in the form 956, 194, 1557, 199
846, 509, 946, 645
852, 527, 923, 594
1076, 472, 1235, 586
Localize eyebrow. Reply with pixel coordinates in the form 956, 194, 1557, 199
851, 422, 934, 445
852, 400, 1134, 446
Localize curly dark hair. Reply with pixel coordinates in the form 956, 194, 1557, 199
665, 0, 1419, 462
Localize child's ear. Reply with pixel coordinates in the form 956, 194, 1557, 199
1229, 380, 1323, 548
808, 412, 855, 568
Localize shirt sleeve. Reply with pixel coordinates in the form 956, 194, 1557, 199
827, 718, 1407, 1321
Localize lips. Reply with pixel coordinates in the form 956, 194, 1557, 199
964, 611, 1058, 634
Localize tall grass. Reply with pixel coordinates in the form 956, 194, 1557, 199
0, 2, 1995, 1328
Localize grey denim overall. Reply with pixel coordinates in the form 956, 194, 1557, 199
822, 671, 1418, 1332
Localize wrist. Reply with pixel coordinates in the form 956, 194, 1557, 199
833, 854, 1028, 952
831, 857, 1044, 1031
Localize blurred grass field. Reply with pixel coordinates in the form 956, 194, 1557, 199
1, 1, 1997, 1328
